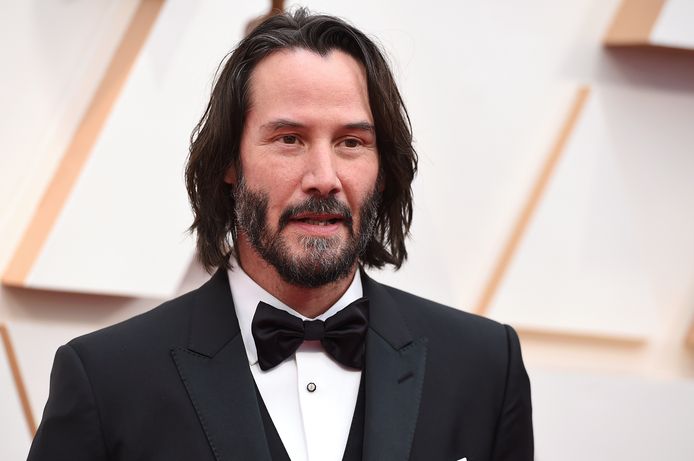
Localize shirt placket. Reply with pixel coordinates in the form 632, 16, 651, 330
296, 341, 333, 461
295, 341, 361, 461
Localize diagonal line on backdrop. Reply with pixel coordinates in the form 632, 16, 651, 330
0, 324, 36, 436
474, 86, 591, 316
2, 0, 165, 288
686, 321, 694, 348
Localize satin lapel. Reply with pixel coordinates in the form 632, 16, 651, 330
361, 272, 428, 461
171, 269, 271, 461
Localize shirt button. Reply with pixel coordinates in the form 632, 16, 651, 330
306, 382, 317, 393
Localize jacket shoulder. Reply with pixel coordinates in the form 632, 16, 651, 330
378, 282, 509, 341
68, 288, 198, 355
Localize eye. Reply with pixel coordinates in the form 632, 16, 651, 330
280, 135, 299, 145
342, 138, 362, 148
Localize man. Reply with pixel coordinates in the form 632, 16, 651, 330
28, 9, 532, 461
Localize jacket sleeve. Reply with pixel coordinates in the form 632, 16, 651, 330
27, 344, 109, 461
490, 325, 534, 461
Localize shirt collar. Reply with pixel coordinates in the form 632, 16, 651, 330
227, 258, 364, 366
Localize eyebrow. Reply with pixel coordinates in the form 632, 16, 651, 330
260, 119, 375, 134
344, 121, 375, 133
260, 119, 304, 133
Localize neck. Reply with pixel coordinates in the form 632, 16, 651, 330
235, 244, 357, 318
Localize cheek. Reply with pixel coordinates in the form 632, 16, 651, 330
243, 164, 300, 220
242, 147, 296, 189
352, 155, 379, 187
343, 161, 379, 206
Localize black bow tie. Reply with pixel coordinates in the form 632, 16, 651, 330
251, 298, 369, 371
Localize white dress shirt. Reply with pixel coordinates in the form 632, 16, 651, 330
227, 261, 363, 461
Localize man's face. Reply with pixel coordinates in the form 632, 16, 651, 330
229, 48, 380, 287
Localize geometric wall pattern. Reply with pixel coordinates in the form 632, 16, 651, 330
488, 84, 694, 341
601, 0, 694, 354
3, 0, 280, 298
3, 0, 189, 298
2, 0, 694, 459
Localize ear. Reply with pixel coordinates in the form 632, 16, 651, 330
224, 165, 237, 185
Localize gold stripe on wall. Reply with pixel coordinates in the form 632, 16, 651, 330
604, 0, 667, 46
2, 0, 165, 287
0, 324, 36, 436
686, 321, 694, 348
474, 86, 591, 316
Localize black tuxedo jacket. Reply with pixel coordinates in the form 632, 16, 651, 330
28, 269, 533, 461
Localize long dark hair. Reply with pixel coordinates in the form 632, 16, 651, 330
186, 8, 417, 272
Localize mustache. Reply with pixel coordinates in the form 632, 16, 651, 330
278, 196, 353, 230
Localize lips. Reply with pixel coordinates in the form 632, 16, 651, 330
290, 213, 345, 226
277, 196, 353, 231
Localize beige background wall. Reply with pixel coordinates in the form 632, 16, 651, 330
1, 0, 693, 459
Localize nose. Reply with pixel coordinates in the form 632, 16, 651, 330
301, 144, 341, 196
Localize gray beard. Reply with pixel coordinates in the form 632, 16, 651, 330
233, 179, 380, 288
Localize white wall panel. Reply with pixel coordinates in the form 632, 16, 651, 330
489, 86, 694, 338
651, 0, 694, 49
0, 0, 139, 273
532, 368, 694, 460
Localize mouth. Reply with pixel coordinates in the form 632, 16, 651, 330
290, 213, 345, 226
277, 196, 354, 236
285, 213, 350, 237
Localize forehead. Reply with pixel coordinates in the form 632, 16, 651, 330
246, 48, 372, 123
